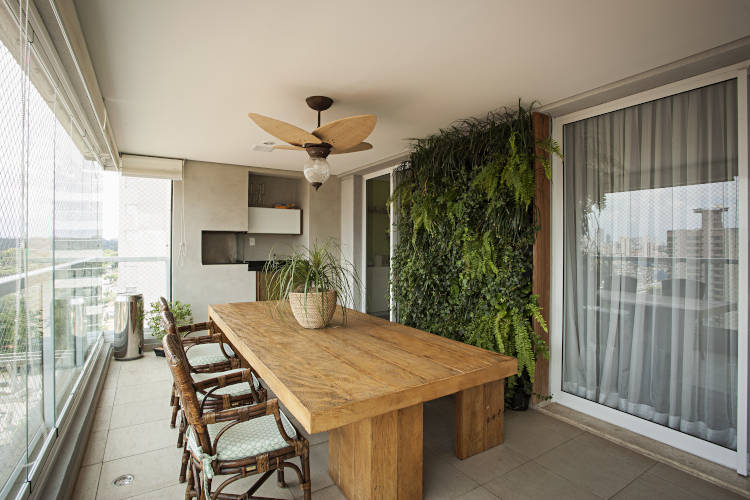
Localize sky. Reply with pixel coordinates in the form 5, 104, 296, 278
587, 180, 738, 245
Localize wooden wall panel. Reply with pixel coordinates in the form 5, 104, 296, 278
531, 112, 551, 404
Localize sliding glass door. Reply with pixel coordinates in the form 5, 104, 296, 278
364, 173, 392, 319
552, 70, 748, 472
362, 168, 397, 321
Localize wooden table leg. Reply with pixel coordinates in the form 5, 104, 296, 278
455, 379, 504, 459
329, 403, 423, 499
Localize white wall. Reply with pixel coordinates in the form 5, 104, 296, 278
340, 175, 362, 310
172, 160, 342, 321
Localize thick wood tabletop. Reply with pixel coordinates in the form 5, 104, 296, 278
209, 301, 517, 434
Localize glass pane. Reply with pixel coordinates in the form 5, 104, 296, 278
101, 173, 171, 337
0, 33, 27, 495
54, 124, 104, 416
562, 79, 739, 449
26, 70, 56, 464
365, 174, 390, 319
0, 18, 109, 495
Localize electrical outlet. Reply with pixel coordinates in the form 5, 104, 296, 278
248, 237, 255, 247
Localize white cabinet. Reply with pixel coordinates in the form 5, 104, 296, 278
247, 207, 302, 234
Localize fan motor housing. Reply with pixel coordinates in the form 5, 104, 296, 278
305, 143, 331, 158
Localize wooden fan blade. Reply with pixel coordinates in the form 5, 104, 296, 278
330, 142, 373, 154
248, 113, 321, 146
312, 114, 376, 151
273, 144, 305, 151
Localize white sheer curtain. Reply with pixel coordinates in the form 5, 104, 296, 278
562, 79, 739, 449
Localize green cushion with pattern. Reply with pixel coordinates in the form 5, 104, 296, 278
185, 343, 235, 366
187, 412, 297, 460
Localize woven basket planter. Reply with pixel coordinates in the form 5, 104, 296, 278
289, 290, 337, 329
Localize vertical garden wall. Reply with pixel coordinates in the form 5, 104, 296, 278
390, 104, 557, 405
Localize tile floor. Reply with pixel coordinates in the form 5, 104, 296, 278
73, 354, 746, 500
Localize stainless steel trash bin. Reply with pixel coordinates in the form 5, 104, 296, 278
114, 292, 143, 360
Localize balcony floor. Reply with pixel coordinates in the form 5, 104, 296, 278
73, 354, 745, 500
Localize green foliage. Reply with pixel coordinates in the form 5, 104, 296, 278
146, 300, 193, 340
0, 248, 16, 277
263, 240, 360, 323
0, 294, 39, 353
492, 294, 549, 383
391, 102, 559, 402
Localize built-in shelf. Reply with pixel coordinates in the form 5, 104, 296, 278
247, 207, 302, 234
201, 231, 245, 265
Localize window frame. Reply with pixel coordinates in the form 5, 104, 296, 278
361, 166, 398, 321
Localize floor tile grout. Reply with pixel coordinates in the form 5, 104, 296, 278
101, 440, 179, 464
78, 359, 748, 500
528, 457, 611, 498
513, 427, 583, 460
478, 456, 530, 486
121, 482, 185, 500
94, 464, 102, 500
604, 461, 658, 499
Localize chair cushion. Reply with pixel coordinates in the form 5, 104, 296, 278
187, 411, 297, 460
193, 369, 262, 398
185, 342, 235, 366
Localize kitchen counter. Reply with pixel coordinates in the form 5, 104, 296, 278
245, 260, 289, 272
245, 260, 270, 271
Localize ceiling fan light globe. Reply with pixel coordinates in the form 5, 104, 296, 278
303, 157, 330, 190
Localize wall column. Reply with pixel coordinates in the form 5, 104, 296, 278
532, 112, 551, 404
340, 174, 363, 310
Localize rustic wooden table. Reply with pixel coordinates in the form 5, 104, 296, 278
209, 301, 517, 499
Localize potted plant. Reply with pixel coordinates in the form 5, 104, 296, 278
263, 241, 359, 329
144, 300, 194, 356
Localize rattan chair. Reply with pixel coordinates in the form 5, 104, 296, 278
162, 323, 311, 500
160, 302, 267, 483
158, 298, 266, 430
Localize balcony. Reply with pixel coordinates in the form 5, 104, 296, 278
1, 1, 750, 499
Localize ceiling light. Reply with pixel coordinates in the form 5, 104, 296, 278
303, 156, 330, 190
303, 144, 331, 190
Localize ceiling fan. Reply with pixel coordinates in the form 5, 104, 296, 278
248, 96, 376, 189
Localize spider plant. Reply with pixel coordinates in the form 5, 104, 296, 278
263, 240, 360, 326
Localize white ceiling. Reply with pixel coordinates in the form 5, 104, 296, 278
74, 0, 750, 175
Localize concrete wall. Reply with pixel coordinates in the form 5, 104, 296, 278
172, 161, 256, 321
172, 160, 341, 321
308, 175, 341, 247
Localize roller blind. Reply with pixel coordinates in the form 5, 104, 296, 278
121, 154, 184, 180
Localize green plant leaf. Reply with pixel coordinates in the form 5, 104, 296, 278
390, 102, 553, 403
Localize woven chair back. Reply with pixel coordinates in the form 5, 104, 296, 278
161, 313, 213, 452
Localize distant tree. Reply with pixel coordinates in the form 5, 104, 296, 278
0, 247, 18, 277
0, 294, 38, 354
